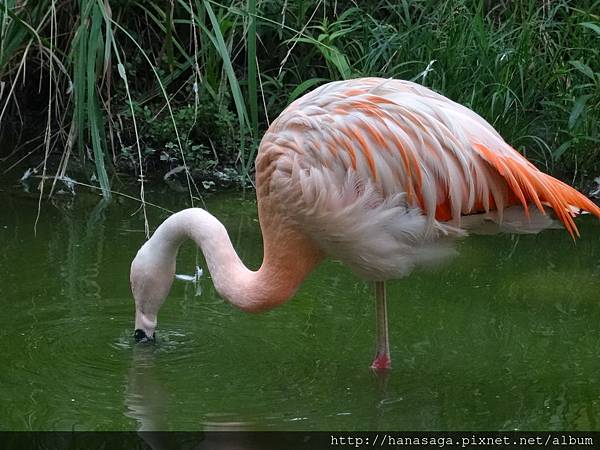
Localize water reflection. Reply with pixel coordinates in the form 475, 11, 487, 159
125, 345, 168, 431
52, 198, 108, 305
125, 345, 289, 449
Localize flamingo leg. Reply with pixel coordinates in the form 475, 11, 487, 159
371, 281, 391, 370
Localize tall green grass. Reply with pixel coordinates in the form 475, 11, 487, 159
1, 0, 258, 200
1, 0, 599, 200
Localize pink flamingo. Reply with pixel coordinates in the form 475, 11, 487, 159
130, 78, 600, 370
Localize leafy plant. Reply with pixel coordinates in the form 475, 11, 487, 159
1, 0, 599, 199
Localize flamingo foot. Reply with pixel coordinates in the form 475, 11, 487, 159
370, 353, 391, 371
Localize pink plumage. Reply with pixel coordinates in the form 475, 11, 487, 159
131, 78, 600, 369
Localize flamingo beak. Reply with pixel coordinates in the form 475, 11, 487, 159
134, 329, 156, 344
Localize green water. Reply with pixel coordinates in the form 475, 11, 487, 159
1, 185, 600, 431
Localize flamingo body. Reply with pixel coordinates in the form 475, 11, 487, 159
131, 78, 600, 368
255, 78, 599, 280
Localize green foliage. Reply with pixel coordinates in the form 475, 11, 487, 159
1, 0, 599, 195
119, 94, 238, 173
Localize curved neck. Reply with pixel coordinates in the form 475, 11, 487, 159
146, 208, 322, 312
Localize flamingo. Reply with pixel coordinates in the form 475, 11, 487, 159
130, 78, 600, 370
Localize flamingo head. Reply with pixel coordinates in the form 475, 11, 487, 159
130, 244, 176, 344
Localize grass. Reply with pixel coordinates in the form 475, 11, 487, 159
0, 0, 599, 202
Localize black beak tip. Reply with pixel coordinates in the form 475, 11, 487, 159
134, 329, 156, 344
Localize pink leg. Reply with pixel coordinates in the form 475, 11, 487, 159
371, 281, 391, 370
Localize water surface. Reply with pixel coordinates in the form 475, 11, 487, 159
1, 183, 599, 431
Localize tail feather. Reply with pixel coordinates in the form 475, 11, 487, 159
473, 143, 600, 238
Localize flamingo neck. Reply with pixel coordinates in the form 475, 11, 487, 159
146, 208, 322, 312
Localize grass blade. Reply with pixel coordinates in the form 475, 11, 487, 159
87, 3, 111, 199
247, 0, 258, 139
